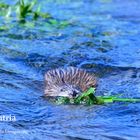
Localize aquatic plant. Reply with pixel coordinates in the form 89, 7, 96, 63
0, 3, 9, 9
16, 0, 36, 19
0, 0, 71, 30
33, 4, 51, 20
0, 25, 10, 31
0, 3, 9, 17
55, 87, 140, 105
16, 0, 52, 20
0, 0, 52, 21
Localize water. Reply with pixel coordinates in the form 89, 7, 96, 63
0, 0, 140, 139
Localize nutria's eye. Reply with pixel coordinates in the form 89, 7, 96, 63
60, 89, 65, 92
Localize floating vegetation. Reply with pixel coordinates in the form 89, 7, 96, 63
15, 0, 52, 21
0, 3, 9, 9
0, 25, 10, 31
0, 0, 71, 30
46, 19, 71, 29
0, 0, 49, 20
54, 87, 140, 105
0, 2, 9, 17
16, 0, 37, 19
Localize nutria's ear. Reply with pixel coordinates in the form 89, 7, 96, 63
90, 80, 97, 89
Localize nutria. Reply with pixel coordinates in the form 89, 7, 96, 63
44, 67, 97, 98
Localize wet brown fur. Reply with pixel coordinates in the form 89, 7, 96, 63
44, 67, 97, 96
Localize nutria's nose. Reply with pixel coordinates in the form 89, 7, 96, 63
72, 91, 78, 97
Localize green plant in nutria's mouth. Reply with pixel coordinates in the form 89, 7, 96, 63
55, 87, 140, 105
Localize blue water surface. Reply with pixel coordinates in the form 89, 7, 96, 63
0, 0, 140, 139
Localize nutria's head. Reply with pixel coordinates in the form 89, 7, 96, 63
45, 84, 82, 98
44, 67, 97, 98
